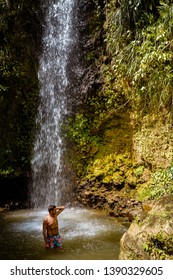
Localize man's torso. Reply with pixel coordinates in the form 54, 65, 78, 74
45, 214, 59, 237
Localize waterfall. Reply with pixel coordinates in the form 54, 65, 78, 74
30, 0, 78, 208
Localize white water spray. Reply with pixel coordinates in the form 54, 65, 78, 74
30, 0, 77, 207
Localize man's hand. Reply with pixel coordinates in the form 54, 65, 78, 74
56, 206, 65, 210
56, 206, 65, 215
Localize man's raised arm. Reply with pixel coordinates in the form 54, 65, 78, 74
56, 206, 65, 215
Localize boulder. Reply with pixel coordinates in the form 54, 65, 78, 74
119, 195, 173, 259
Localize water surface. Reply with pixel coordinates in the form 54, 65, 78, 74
0, 208, 128, 260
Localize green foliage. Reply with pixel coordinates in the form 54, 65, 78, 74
60, 0, 173, 193
0, 0, 42, 176
144, 232, 173, 259
103, 1, 173, 114
67, 113, 100, 153
133, 165, 144, 177
138, 166, 173, 200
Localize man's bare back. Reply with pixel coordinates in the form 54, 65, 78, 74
43, 205, 65, 248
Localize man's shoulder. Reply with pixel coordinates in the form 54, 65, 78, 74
43, 214, 49, 222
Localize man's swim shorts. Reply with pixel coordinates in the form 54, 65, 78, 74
47, 234, 62, 248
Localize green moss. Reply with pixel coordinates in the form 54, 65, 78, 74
144, 232, 173, 260
138, 166, 173, 200
134, 166, 145, 177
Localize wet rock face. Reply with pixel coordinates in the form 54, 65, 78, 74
119, 195, 173, 260
109, 197, 142, 220
76, 182, 142, 220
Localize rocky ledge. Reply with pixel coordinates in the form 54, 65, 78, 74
119, 194, 173, 260
76, 182, 144, 221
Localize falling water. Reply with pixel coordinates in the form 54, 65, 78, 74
30, 0, 78, 208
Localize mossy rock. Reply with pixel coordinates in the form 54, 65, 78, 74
102, 175, 112, 184
126, 173, 137, 188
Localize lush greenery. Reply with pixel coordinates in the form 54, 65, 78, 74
68, 0, 173, 151
0, 0, 42, 176
66, 0, 173, 196
105, 0, 173, 114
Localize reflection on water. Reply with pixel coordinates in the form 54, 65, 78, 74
0, 208, 129, 260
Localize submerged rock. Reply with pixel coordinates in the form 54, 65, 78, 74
119, 195, 173, 259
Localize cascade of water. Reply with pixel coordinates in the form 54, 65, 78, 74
30, 0, 77, 208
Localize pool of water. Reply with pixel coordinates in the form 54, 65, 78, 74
0, 207, 129, 260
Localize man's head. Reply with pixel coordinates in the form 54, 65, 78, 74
48, 205, 56, 213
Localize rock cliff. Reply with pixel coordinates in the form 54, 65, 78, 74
119, 195, 173, 260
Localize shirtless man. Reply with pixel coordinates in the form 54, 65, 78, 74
43, 205, 65, 248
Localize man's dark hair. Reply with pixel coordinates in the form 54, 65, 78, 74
48, 205, 56, 213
